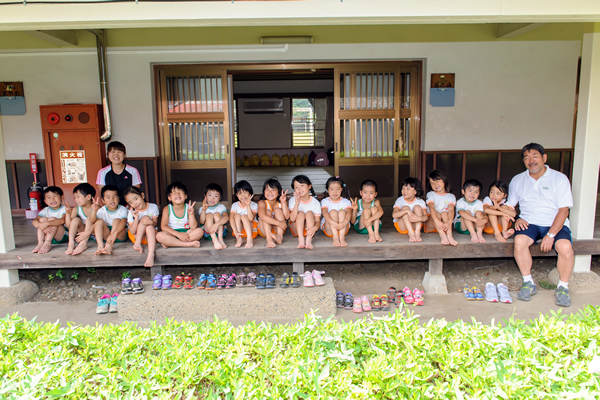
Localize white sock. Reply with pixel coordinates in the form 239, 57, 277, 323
522, 275, 534, 284
558, 280, 569, 289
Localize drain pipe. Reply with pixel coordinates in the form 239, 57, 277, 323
88, 29, 113, 141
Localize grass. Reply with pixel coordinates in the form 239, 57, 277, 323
1, 306, 600, 398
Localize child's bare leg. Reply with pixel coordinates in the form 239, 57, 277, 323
361, 207, 377, 243
272, 209, 285, 244
475, 211, 486, 242
156, 231, 201, 249
430, 210, 450, 245
501, 217, 515, 239
295, 211, 306, 249
102, 229, 125, 255
241, 215, 254, 249
262, 221, 276, 248
304, 211, 315, 250
232, 214, 244, 247
133, 223, 146, 253
93, 221, 110, 255
329, 210, 341, 247
38, 224, 62, 254
400, 215, 416, 242
486, 214, 505, 242
32, 224, 47, 253
442, 211, 458, 246
338, 210, 349, 247
144, 226, 156, 267
372, 213, 383, 242
463, 219, 478, 243
65, 218, 83, 254
413, 207, 424, 242
205, 214, 223, 250
213, 213, 227, 249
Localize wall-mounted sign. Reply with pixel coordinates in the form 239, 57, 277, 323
0, 82, 26, 116
29, 153, 38, 174
431, 74, 455, 88
60, 150, 87, 184
430, 73, 456, 107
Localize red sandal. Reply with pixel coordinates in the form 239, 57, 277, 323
172, 274, 185, 289
183, 274, 194, 290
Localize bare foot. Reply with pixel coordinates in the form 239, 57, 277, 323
470, 234, 479, 243
368, 233, 377, 244
235, 237, 244, 248
37, 241, 52, 254
332, 237, 341, 247
65, 243, 75, 255
213, 241, 224, 250
477, 233, 486, 243
494, 233, 507, 243
94, 246, 105, 256
297, 241, 306, 249
245, 239, 254, 249
339, 237, 349, 247
133, 243, 144, 253
72, 242, 87, 256
503, 229, 515, 239
415, 233, 423, 242
219, 239, 227, 249
32, 242, 43, 253
266, 240, 276, 248
270, 232, 283, 245
305, 236, 313, 250
187, 241, 201, 248
440, 233, 450, 245
144, 253, 155, 268
102, 243, 114, 255
408, 233, 417, 243
375, 234, 383, 242
161, 243, 169, 249
448, 236, 458, 246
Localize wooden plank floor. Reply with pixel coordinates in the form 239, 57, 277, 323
2, 214, 599, 270
236, 166, 334, 195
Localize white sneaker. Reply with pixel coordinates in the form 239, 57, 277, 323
497, 283, 513, 303
484, 282, 498, 302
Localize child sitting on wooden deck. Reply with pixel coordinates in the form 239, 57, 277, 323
156, 182, 204, 249
320, 176, 352, 247
31, 186, 68, 254
453, 179, 488, 243
483, 180, 516, 243
351, 179, 384, 244
93, 185, 128, 255
65, 183, 96, 256
392, 177, 428, 242
230, 180, 259, 249
124, 186, 159, 267
257, 178, 290, 248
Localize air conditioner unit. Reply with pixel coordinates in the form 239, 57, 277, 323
243, 98, 284, 113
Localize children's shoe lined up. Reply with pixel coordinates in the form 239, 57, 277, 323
132, 278, 144, 294
96, 294, 111, 314
152, 274, 162, 290
109, 293, 118, 313
121, 278, 133, 295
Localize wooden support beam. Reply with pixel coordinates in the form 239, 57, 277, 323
150, 265, 166, 282
293, 262, 304, 275
496, 23, 546, 39
26, 30, 78, 46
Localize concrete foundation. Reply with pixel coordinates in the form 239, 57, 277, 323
119, 277, 337, 322
548, 268, 600, 293
0, 280, 38, 307
422, 272, 448, 294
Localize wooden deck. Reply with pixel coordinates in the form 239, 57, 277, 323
1, 215, 599, 271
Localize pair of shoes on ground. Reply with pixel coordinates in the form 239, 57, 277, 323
152, 274, 174, 290
301, 270, 326, 287
280, 272, 301, 288
388, 287, 424, 306
169, 273, 195, 290
196, 273, 237, 290
517, 280, 570, 307
256, 273, 275, 289
121, 278, 144, 295
463, 286, 484, 301
484, 282, 513, 303
338, 292, 357, 310
237, 272, 257, 287
370, 294, 391, 311
96, 293, 118, 314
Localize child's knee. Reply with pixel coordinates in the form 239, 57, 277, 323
273, 209, 284, 220
414, 207, 423, 216
362, 208, 372, 217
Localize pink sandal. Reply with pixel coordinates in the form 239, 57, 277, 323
353, 297, 363, 313
312, 270, 326, 286
302, 271, 315, 287
361, 295, 372, 312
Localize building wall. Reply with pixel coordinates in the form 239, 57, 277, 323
0, 40, 580, 159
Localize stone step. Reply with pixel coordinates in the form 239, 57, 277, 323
119, 277, 336, 322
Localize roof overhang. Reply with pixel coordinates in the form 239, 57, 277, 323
1, 0, 600, 31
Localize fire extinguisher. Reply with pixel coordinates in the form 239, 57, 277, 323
28, 183, 43, 211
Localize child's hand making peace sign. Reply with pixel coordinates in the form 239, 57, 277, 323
280, 189, 288, 203
351, 198, 358, 212
188, 201, 197, 215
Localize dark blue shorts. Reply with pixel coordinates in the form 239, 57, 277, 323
515, 223, 572, 250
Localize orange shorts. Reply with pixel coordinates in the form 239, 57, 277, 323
423, 214, 437, 233
257, 221, 287, 238
288, 220, 308, 238
321, 223, 350, 238
393, 221, 423, 235
128, 231, 148, 245
232, 221, 259, 239
484, 221, 512, 235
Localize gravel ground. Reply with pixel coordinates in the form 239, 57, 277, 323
20, 256, 600, 302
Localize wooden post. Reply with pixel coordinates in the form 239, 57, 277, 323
293, 262, 304, 275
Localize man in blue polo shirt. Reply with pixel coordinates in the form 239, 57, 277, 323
506, 143, 574, 307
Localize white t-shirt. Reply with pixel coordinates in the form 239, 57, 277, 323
454, 198, 484, 223
201, 204, 227, 215
127, 203, 160, 224
96, 205, 128, 227
230, 201, 258, 221
426, 192, 456, 214
483, 196, 506, 207
392, 197, 427, 222
506, 166, 573, 228
38, 205, 66, 219
321, 197, 352, 213
289, 196, 321, 216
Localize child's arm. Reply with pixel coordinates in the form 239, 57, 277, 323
350, 198, 358, 224
321, 207, 335, 226
106, 218, 126, 244
65, 204, 75, 227
341, 207, 352, 226
289, 193, 301, 222
199, 198, 208, 224
365, 200, 384, 224
258, 201, 287, 229
43, 216, 67, 227
128, 210, 140, 233
499, 205, 517, 218
458, 209, 478, 222
188, 202, 199, 229
215, 210, 229, 227
392, 207, 410, 220
280, 191, 290, 220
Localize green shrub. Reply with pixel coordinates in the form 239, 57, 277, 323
1, 307, 599, 398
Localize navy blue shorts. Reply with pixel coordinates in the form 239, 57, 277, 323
514, 223, 572, 250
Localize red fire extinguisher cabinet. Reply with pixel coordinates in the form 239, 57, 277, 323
40, 104, 106, 205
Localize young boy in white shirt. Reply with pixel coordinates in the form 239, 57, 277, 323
454, 179, 488, 243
